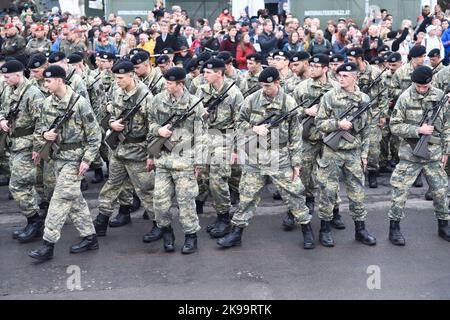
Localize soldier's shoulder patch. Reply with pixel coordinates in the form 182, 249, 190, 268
86, 112, 95, 123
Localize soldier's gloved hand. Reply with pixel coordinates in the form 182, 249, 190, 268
158, 124, 173, 138
43, 128, 58, 141
79, 162, 89, 176
441, 155, 448, 169
0, 120, 10, 133
252, 124, 269, 136
111, 119, 125, 132
305, 105, 318, 117
339, 119, 353, 131
32, 152, 41, 166
418, 124, 434, 135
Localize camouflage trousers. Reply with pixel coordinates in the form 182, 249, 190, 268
388, 160, 450, 221
35, 159, 56, 203
231, 168, 312, 228
367, 124, 382, 172
43, 160, 96, 243
380, 124, 400, 167
317, 148, 368, 221
9, 150, 39, 218
0, 153, 10, 177
90, 141, 109, 170
154, 167, 200, 234
229, 164, 241, 200
196, 164, 231, 215
301, 140, 322, 198
98, 155, 154, 218
196, 164, 241, 205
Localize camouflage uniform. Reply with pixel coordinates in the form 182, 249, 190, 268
185, 72, 196, 90
59, 39, 88, 58
148, 89, 205, 234
279, 69, 294, 92
327, 70, 338, 82
284, 73, 308, 96
233, 89, 311, 227
315, 87, 371, 221
225, 67, 248, 93
188, 73, 207, 95
65, 67, 89, 101
0, 78, 10, 181
243, 69, 262, 91
433, 66, 450, 91
294, 76, 339, 199
388, 85, 450, 221
195, 79, 243, 216
139, 67, 165, 95
0, 79, 44, 218
34, 87, 101, 243
97, 81, 155, 220
1, 34, 26, 59
25, 37, 52, 55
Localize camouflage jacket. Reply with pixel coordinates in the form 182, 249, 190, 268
225, 67, 248, 93
0, 79, 44, 153
381, 70, 395, 117
327, 70, 338, 82
100, 69, 115, 93
139, 68, 165, 96
82, 70, 105, 118
148, 88, 206, 170
237, 88, 303, 171
284, 73, 308, 96
433, 66, 450, 92
65, 67, 89, 102
35, 86, 101, 165
316, 86, 371, 158
357, 61, 386, 121
188, 73, 207, 95
391, 62, 431, 101
59, 39, 88, 57
1, 34, 26, 57
279, 69, 294, 91
390, 85, 450, 162
25, 37, 52, 55
108, 81, 152, 162
294, 76, 339, 141
29, 77, 51, 97
185, 73, 196, 90
243, 69, 262, 91
431, 63, 445, 75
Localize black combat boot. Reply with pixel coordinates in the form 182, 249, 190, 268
354, 221, 377, 245
91, 168, 105, 184
424, 188, 433, 201
109, 205, 131, 227
389, 220, 405, 246
70, 234, 99, 253
94, 213, 109, 236
181, 233, 197, 254
331, 207, 345, 229
162, 226, 175, 252
413, 173, 423, 188
17, 213, 44, 243
319, 220, 334, 247
272, 191, 282, 200
195, 200, 204, 215
305, 197, 315, 214
39, 201, 50, 219
80, 178, 89, 191
217, 225, 243, 248
209, 213, 231, 238
368, 171, 378, 188
142, 210, 150, 220
301, 223, 315, 249
282, 210, 295, 231
28, 240, 54, 261
130, 195, 141, 213
206, 217, 219, 233
438, 220, 450, 242
143, 221, 163, 243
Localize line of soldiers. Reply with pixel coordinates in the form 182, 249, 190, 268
1, 42, 450, 262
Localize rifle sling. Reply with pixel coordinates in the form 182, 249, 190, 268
58, 142, 82, 151
10, 126, 34, 138
122, 136, 146, 144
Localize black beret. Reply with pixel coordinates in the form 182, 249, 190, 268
322, 49, 334, 57
210, 51, 220, 58
409, 45, 426, 58
4, 57, 17, 62
27, 53, 47, 69
290, 51, 310, 62
130, 51, 150, 65
387, 52, 402, 63
309, 54, 329, 66
72, 51, 84, 58
273, 50, 291, 60
43, 65, 66, 79
99, 52, 116, 61
428, 48, 441, 58
1, 60, 24, 73
246, 53, 262, 62
216, 51, 233, 63
336, 62, 358, 73
411, 66, 433, 84
258, 67, 279, 83
381, 51, 392, 60
156, 54, 170, 65
111, 60, 134, 74
185, 58, 198, 72
377, 45, 390, 54
202, 58, 225, 70
330, 54, 345, 62
347, 47, 364, 57
48, 51, 66, 63
197, 51, 211, 65
267, 50, 278, 58
130, 48, 146, 56
370, 56, 385, 65
67, 53, 83, 64
164, 67, 186, 81
161, 47, 174, 54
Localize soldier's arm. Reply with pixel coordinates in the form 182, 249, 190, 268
315, 93, 340, 133
17, 36, 26, 51
236, 95, 252, 132
390, 70, 403, 101
287, 98, 303, 168
293, 83, 307, 118
75, 80, 90, 103
389, 96, 420, 139
440, 97, 450, 154
79, 101, 102, 165
194, 99, 207, 166
147, 97, 162, 138
33, 101, 50, 152
232, 92, 244, 153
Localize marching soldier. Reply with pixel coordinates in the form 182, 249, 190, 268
156, 55, 173, 75
217, 51, 248, 93
188, 51, 211, 94
59, 28, 88, 58
0, 60, 45, 243
26, 23, 51, 55
428, 48, 444, 74
217, 67, 315, 250
284, 51, 311, 95
328, 54, 345, 82
147, 67, 206, 254
242, 53, 263, 93
28, 65, 101, 260
271, 51, 293, 91
1, 23, 27, 63
131, 51, 165, 95
93, 61, 158, 241
315, 62, 377, 247
184, 58, 199, 90
387, 66, 450, 245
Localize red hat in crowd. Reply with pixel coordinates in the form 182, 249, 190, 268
36, 24, 45, 31
4, 23, 14, 30
61, 23, 70, 29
